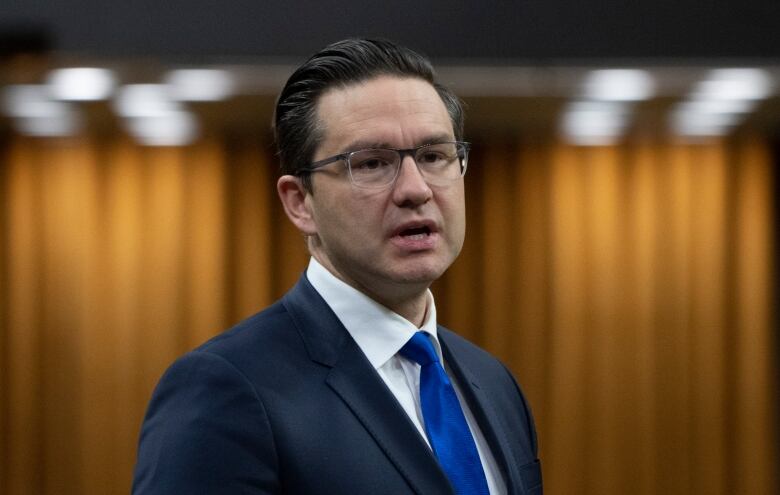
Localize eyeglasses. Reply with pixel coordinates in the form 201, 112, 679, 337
296, 141, 470, 189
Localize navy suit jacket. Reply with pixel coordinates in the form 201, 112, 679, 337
132, 275, 542, 494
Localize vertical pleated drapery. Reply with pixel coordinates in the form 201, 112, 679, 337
0, 133, 776, 494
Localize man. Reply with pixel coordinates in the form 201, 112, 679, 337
133, 38, 541, 495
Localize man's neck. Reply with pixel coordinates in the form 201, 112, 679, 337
311, 255, 430, 327
339, 275, 430, 328
379, 292, 429, 328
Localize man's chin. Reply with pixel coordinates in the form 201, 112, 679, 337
386, 260, 450, 286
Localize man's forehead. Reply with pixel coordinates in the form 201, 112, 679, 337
314, 76, 453, 153
323, 74, 434, 97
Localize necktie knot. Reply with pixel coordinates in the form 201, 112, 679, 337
400, 331, 439, 367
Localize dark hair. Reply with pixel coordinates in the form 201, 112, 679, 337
273, 38, 464, 190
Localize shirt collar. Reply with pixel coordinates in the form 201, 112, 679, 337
306, 257, 441, 369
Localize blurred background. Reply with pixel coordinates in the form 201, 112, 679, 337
1, 1, 778, 494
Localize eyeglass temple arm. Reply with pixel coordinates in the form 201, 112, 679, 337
296, 153, 348, 175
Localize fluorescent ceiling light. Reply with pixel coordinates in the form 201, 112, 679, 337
2, 84, 70, 118
14, 113, 83, 137
581, 69, 655, 101
47, 67, 117, 101
560, 101, 629, 144
693, 68, 772, 101
670, 68, 771, 138
672, 108, 740, 129
2, 84, 82, 136
114, 84, 200, 145
677, 98, 756, 116
164, 69, 235, 101
670, 109, 736, 137
562, 133, 621, 146
124, 111, 199, 146
114, 84, 179, 118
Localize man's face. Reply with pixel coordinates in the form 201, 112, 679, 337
304, 76, 466, 302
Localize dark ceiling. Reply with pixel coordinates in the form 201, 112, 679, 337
2, 0, 780, 63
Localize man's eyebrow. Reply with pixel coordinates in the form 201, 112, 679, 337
340, 140, 392, 153
340, 134, 455, 153
417, 134, 456, 147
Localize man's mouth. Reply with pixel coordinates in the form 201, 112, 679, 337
391, 222, 439, 251
399, 226, 432, 240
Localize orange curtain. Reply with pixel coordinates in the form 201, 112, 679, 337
0, 133, 776, 494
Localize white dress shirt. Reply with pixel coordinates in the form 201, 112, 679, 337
307, 258, 506, 494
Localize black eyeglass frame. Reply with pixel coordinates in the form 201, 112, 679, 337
294, 141, 471, 188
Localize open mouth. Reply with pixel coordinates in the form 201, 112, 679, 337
399, 226, 432, 240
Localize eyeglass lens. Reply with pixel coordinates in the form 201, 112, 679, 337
347, 143, 466, 188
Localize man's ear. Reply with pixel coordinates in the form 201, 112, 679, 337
277, 175, 317, 236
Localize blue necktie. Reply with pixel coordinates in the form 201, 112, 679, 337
400, 331, 490, 495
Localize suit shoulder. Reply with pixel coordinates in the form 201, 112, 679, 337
191, 299, 298, 365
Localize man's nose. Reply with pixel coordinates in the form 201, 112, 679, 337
392, 156, 433, 206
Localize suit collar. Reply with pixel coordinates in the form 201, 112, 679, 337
305, 257, 442, 369
282, 275, 529, 494
326, 342, 455, 495
281, 273, 345, 367
282, 275, 455, 495
438, 330, 525, 494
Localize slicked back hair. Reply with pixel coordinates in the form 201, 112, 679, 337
273, 38, 464, 191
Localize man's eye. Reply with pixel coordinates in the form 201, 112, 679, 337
419, 152, 446, 163
354, 158, 391, 170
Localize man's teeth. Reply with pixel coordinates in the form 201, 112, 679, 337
399, 227, 431, 239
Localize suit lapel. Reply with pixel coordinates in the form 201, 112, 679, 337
326, 344, 454, 495
283, 276, 454, 495
438, 331, 524, 494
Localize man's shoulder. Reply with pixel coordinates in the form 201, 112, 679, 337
201, 299, 290, 346
184, 297, 302, 373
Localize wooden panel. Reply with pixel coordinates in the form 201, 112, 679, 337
546, 143, 588, 494
62, 139, 115, 495
183, 140, 227, 347
104, 139, 146, 494
624, 141, 658, 495
231, 144, 274, 321
688, 143, 728, 494
583, 145, 623, 494
137, 147, 187, 412
5, 139, 44, 495
480, 142, 514, 360
653, 143, 693, 495
511, 138, 550, 444
732, 137, 777, 495
40, 140, 88, 494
